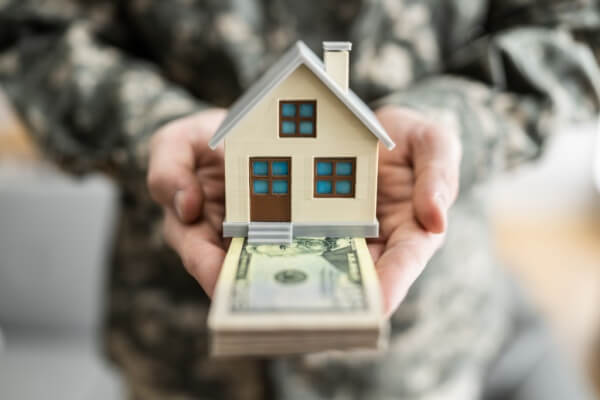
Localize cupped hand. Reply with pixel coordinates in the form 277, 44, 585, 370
147, 106, 461, 317
369, 106, 461, 316
147, 108, 228, 296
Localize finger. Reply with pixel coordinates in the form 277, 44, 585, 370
163, 209, 225, 296
147, 129, 204, 223
367, 241, 386, 263
410, 125, 461, 233
376, 229, 445, 316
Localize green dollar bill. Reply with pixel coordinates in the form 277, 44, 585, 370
231, 237, 367, 312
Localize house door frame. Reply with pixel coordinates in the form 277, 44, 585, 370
249, 157, 291, 222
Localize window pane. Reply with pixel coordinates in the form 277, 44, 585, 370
272, 180, 288, 194
281, 103, 296, 117
335, 180, 352, 195
252, 161, 268, 176
316, 161, 333, 176
299, 103, 314, 117
316, 180, 332, 194
253, 180, 268, 194
272, 161, 289, 176
299, 121, 314, 135
336, 161, 353, 176
281, 121, 295, 134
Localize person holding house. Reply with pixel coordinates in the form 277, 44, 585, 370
1, 0, 599, 399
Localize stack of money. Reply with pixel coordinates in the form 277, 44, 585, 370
208, 237, 387, 356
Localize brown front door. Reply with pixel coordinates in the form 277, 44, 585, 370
249, 157, 291, 221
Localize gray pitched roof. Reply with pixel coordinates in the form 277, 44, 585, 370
208, 41, 395, 150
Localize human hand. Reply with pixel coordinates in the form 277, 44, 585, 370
369, 106, 462, 316
147, 108, 228, 296
148, 106, 460, 317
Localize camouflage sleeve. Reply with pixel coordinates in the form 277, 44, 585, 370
372, 1, 600, 190
0, 2, 204, 177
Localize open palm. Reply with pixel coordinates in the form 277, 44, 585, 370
148, 106, 461, 315
368, 107, 461, 314
148, 109, 230, 295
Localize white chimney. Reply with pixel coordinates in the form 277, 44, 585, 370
323, 41, 352, 93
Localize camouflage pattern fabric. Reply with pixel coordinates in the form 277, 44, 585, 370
1, 1, 599, 399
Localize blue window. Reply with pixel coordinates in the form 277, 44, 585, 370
316, 180, 332, 194
281, 121, 295, 134
335, 180, 352, 194
314, 158, 356, 197
316, 161, 333, 176
272, 161, 289, 176
299, 103, 314, 117
272, 180, 289, 194
252, 161, 268, 176
250, 158, 291, 197
299, 121, 314, 135
281, 103, 296, 117
336, 162, 353, 176
253, 180, 268, 194
279, 100, 316, 137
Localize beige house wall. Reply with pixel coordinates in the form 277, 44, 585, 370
224, 65, 379, 224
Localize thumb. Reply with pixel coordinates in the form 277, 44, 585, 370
413, 164, 452, 233
411, 125, 460, 233
147, 129, 204, 223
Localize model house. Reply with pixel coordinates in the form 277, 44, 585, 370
208, 41, 395, 244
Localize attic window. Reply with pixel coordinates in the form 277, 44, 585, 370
279, 100, 316, 137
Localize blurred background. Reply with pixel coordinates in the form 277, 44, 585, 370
488, 119, 600, 396
0, 90, 124, 399
0, 84, 599, 399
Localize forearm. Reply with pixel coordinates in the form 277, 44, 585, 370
0, 19, 206, 178
374, 27, 600, 191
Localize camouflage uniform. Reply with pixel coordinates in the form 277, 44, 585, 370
1, 0, 599, 399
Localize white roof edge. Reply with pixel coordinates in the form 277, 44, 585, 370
208, 42, 304, 149
298, 43, 396, 150
208, 40, 395, 150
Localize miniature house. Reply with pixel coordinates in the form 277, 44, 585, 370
209, 41, 395, 244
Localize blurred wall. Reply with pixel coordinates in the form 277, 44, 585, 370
487, 122, 600, 386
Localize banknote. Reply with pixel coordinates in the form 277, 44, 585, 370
208, 237, 386, 356
232, 237, 368, 312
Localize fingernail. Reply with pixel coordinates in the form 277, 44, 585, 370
175, 190, 185, 220
433, 191, 447, 210
433, 191, 448, 231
